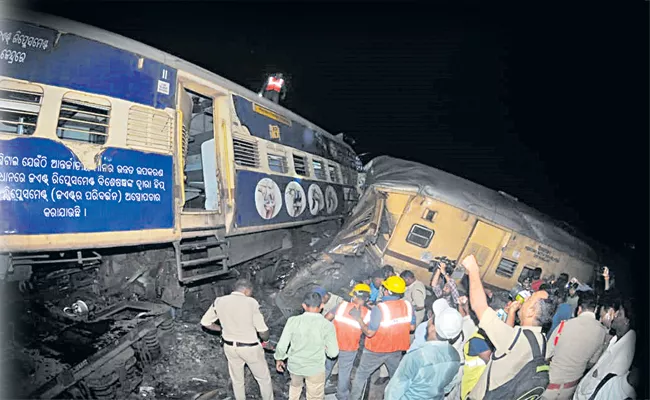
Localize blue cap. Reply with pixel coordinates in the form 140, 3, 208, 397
313, 287, 327, 297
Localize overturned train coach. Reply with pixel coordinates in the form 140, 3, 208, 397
0, 10, 361, 305
276, 156, 602, 314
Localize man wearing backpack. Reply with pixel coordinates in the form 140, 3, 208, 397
462, 255, 556, 400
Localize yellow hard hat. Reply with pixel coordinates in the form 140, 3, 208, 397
349, 283, 371, 297
382, 276, 406, 294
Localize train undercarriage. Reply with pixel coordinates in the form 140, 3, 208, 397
0, 220, 339, 399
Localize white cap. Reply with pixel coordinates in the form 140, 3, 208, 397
435, 308, 463, 340
432, 298, 450, 317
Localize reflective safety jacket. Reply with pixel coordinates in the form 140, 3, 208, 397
365, 299, 413, 353
265, 77, 284, 92
333, 301, 369, 351
461, 331, 488, 399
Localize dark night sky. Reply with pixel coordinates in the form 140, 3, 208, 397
25, 1, 648, 252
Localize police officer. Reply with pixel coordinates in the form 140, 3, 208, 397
200, 279, 274, 400
348, 275, 416, 400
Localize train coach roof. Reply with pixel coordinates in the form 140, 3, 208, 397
364, 156, 600, 264
4, 8, 352, 151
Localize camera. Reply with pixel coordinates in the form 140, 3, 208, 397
429, 256, 456, 276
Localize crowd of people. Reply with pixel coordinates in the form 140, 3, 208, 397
199, 257, 637, 400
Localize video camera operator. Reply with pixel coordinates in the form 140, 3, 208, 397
430, 256, 461, 308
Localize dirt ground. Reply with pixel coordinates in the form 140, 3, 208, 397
128, 225, 340, 400
125, 221, 512, 400
132, 312, 391, 400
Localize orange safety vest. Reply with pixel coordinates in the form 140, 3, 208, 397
364, 299, 413, 353
265, 77, 284, 92
333, 301, 370, 351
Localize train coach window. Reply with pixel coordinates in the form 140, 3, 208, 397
312, 159, 326, 180
518, 266, 537, 283
0, 87, 42, 136
328, 163, 341, 183
268, 153, 287, 173
495, 258, 518, 278
406, 224, 434, 248
293, 154, 308, 176
57, 96, 110, 144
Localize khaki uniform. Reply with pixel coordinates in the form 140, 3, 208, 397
201, 291, 274, 400
403, 280, 427, 326
321, 293, 344, 316
542, 311, 606, 400
467, 308, 546, 399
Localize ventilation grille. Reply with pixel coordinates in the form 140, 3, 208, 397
328, 164, 340, 183
342, 168, 356, 186
268, 153, 287, 173
495, 258, 518, 278
126, 106, 173, 153
312, 159, 326, 180
293, 154, 308, 176
233, 136, 259, 167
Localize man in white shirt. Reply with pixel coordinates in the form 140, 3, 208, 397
408, 298, 469, 399
573, 301, 635, 400
583, 367, 637, 400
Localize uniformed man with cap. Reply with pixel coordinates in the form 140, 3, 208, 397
348, 275, 416, 400
200, 279, 274, 400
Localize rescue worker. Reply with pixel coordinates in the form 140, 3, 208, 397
200, 279, 273, 400
261, 73, 286, 104
377, 265, 399, 384
324, 283, 371, 400
348, 276, 416, 400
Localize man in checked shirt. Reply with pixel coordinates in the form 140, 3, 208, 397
430, 261, 461, 308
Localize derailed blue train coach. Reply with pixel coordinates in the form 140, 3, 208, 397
0, 10, 360, 283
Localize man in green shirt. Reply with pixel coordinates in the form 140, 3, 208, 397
275, 291, 340, 400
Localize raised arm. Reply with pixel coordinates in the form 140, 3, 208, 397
446, 275, 461, 305
461, 255, 489, 320
505, 301, 521, 328
431, 268, 443, 297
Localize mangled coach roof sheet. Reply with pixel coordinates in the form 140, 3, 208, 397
364, 156, 599, 264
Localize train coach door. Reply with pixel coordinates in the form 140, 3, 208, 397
457, 221, 510, 279
176, 81, 225, 230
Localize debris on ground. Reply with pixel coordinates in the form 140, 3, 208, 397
1, 218, 519, 400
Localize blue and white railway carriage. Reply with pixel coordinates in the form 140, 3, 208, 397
0, 10, 359, 284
